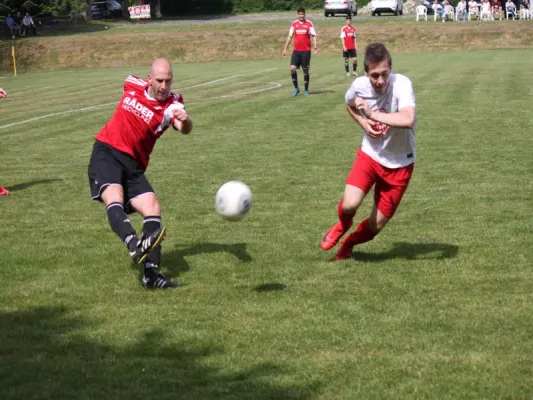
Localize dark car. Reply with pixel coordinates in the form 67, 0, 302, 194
92, 0, 123, 19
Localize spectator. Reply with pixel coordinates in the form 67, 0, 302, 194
444, 0, 455, 20
505, 0, 517, 17
5, 14, 21, 39
481, 0, 493, 19
432, 0, 445, 21
492, 0, 503, 17
22, 13, 37, 36
468, 0, 480, 18
456, 0, 468, 19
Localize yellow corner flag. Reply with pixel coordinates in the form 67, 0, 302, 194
12, 46, 17, 76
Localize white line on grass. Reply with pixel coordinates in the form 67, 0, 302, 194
0, 68, 280, 130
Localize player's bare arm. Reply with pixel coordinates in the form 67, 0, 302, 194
355, 97, 415, 129
313, 35, 318, 55
346, 103, 381, 138
172, 109, 193, 134
0, 88, 7, 98
282, 36, 293, 57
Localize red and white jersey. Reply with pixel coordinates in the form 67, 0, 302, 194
345, 73, 417, 168
340, 25, 357, 50
288, 19, 316, 52
95, 75, 185, 169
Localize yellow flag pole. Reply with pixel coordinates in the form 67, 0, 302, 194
12, 46, 17, 76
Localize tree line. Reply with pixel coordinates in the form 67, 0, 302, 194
1, 0, 324, 18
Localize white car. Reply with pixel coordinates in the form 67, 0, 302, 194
371, 0, 403, 15
324, 0, 358, 17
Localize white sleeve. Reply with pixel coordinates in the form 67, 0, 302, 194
289, 26, 294, 36
344, 81, 359, 106
309, 26, 316, 36
396, 77, 416, 110
340, 29, 346, 39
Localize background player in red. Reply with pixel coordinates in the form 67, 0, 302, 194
321, 43, 417, 261
282, 7, 318, 97
340, 16, 358, 77
88, 58, 193, 289
0, 88, 9, 197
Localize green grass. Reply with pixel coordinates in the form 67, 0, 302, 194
0, 49, 532, 399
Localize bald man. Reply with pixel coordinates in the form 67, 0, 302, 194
88, 58, 193, 289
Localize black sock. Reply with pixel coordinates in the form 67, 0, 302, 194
106, 202, 138, 251
353, 62, 357, 73
142, 216, 161, 266
304, 73, 309, 91
291, 71, 298, 88
344, 61, 349, 73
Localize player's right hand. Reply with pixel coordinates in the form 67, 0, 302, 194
282, 50, 287, 58
362, 119, 382, 139
0, 88, 7, 98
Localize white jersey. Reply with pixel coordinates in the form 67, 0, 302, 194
345, 73, 416, 169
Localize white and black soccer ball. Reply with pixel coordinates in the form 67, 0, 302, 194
215, 180, 252, 221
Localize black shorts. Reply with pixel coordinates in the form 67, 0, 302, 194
88, 140, 154, 214
290, 51, 311, 69
343, 49, 357, 58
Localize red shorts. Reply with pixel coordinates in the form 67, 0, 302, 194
346, 148, 414, 218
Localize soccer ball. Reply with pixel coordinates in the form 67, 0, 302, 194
215, 180, 252, 221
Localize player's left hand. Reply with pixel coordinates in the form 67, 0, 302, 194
0, 88, 7, 98
173, 108, 189, 122
355, 97, 372, 118
314, 48, 318, 56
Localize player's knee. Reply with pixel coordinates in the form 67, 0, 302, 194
370, 214, 389, 233
303, 68, 309, 75
342, 197, 360, 213
290, 66, 297, 72
101, 184, 124, 206
132, 193, 161, 216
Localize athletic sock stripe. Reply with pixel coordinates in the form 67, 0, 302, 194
143, 218, 161, 223
106, 202, 124, 210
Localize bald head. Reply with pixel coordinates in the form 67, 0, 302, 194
147, 58, 173, 101
151, 58, 173, 76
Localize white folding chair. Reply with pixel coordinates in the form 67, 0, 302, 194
519, 5, 530, 19
468, 7, 479, 19
492, 7, 503, 19
506, 7, 516, 19
481, 4, 492, 20
416, 5, 428, 20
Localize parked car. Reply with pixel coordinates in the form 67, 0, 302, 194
92, 0, 122, 19
324, 0, 358, 17
371, 0, 403, 15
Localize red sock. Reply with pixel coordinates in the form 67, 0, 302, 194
337, 198, 355, 230
343, 218, 376, 247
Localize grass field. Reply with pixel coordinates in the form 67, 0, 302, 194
1, 49, 533, 399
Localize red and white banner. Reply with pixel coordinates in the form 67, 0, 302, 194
128, 5, 151, 19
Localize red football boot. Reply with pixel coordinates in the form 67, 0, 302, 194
321, 221, 352, 251
0, 186, 10, 197
335, 241, 353, 260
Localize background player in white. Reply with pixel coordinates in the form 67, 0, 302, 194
88, 58, 192, 289
321, 43, 417, 261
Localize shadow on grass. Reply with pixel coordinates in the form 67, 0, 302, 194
154, 242, 252, 277
0, 306, 316, 399
352, 241, 459, 262
253, 283, 288, 292
6, 178, 63, 192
